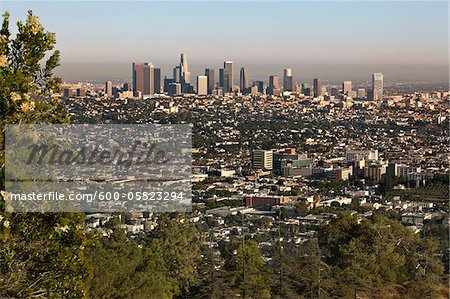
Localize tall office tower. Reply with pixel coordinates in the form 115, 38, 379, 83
301, 83, 310, 95
268, 75, 280, 95
163, 77, 174, 93
254, 81, 264, 93
197, 75, 208, 95
269, 75, 279, 89
173, 66, 181, 83
372, 73, 383, 100
250, 84, 259, 95
239, 67, 249, 93
143, 63, 154, 95
105, 81, 112, 97
219, 69, 224, 89
313, 78, 322, 97
132, 63, 143, 97
252, 150, 273, 170
223, 61, 233, 92
283, 68, 293, 91
76, 87, 86, 97
167, 83, 181, 96
132, 62, 155, 97
205, 68, 215, 94
153, 68, 161, 94
342, 81, 352, 95
180, 53, 190, 84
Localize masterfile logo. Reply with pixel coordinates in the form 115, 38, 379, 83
4, 124, 192, 213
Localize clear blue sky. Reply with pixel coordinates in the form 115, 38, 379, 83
2, 1, 448, 83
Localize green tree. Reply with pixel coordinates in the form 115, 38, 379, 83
271, 241, 348, 299
189, 247, 235, 299
224, 239, 272, 299
0, 11, 68, 126
147, 213, 201, 297
319, 213, 445, 296
0, 11, 89, 297
86, 228, 178, 299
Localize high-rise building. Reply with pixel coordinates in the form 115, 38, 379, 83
63, 88, 74, 97
154, 68, 161, 94
342, 81, 352, 95
252, 150, 273, 170
250, 84, 259, 95
372, 73, 383, 100
105, 81, 112, 97
313, 78, 322, 97
132, 63, 144, 97
205, 68, 215, 94
283, 68, 293, 91
180, 53, 190, 84
269, 75, 279, 89
132, 62, 155, 97
301, 83, 311, 96
223, 61, 233, 93
143, 63, 154, 95
219, 69, 224, 89
173, 66, 181, 83
254, 81, 264, 93
197, 75, 208, 95
167, 83, 181, 96
76, 87, 86, 97
268, 75, 280, 95
240, 67, 249, 93
163, 77, 174, 93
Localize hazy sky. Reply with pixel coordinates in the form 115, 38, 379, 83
2, 1, 448, 83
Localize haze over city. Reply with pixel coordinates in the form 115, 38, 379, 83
2, 1, 448, 83
1, 2, 450, 298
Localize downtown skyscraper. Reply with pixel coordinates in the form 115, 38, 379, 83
372, 73, 383, 100
132, 62, 158, 97
180, 53, 190, 84
240, 67, 249, 93
283, 69, 293, 91
197, 75, 208, 95
313, 78, 322, 97
173, 66, 181, 83
223, 61, 233, 93
205, 68, 215, 94
105, 81, 112, 97
268, 75, 280, 95
154, 68, 161, 94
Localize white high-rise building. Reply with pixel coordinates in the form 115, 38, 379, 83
372, 73, 383, 101
252, 150, 273, 170
197, 75, 208, 95
180, 53, 190, 84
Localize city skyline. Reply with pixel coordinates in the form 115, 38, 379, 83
2, 1, 448, 82
91, 53, 385, 98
